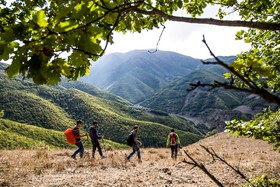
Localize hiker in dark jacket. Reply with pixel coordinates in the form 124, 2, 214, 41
71, 120, 87, 160
127, 125, 142, 162
89, 121, 105, 159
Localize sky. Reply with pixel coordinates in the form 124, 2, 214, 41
105, 7, 251, 59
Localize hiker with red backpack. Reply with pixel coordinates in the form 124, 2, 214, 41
166, 129, 180, 160
70, 120, 88, 160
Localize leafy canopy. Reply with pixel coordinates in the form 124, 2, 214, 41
0, 0, 280, 104
226, 108, 280, 152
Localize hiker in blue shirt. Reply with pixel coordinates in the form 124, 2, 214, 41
127, 125, 142, 162
71, 120, 87, 160
89, 121, 105, 159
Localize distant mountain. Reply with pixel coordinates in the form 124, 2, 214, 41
80, 50, 201, 103
80, 51, 278, 132
0, 64, 202, 147
141, 56, 278, 131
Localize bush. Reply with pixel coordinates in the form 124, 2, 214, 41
244, 175, 280, 187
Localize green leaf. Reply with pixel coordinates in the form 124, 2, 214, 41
5, 57, 21, 78
34, 10, 49, 28
55, 21, 79, 32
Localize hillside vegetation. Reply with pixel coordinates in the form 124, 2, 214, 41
0, 65, 202, 147
0, 118, 126, 150
80, 50, 201, 104
80, 52, 278, 132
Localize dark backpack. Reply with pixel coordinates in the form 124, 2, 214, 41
127, 132, 134, 146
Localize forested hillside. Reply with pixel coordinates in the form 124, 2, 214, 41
81, 52, 278, 132
0, 64, 202, 148
0, 118, 126, 149
80, 50, 201, 104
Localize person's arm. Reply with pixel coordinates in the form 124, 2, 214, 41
134, 133, 142, 146
176, 134, 180, 144
166, 135, 170, 147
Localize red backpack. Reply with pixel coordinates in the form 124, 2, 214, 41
64, 128, 76, 144
170, 133, 177, 145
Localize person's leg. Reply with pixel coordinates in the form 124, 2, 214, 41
135, 144, 141, 160
71, 141, 82, 159
92, 142, 97, 158
96, 141, 104, 158
77, 141, 84, 158
127, 145, 136, 160
170, 145, 175, 159
174, 144, 178, 160
71, 147, 79, 159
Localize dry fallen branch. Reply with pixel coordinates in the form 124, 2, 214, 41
183, 150, 224, 187
200, 145, 256, 187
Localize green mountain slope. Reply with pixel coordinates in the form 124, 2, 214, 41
140, 57, 278, 131
0, 118, 127, 149
0, 64, 202, 148
50, 89, 201, 146
80, 50, 201, 103
0, 90, 73, 130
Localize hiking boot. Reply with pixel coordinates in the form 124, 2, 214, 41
138, 159, 142, 163
125, 157, 130, 163
101, 156, 106, 159
71, 155, 76, 160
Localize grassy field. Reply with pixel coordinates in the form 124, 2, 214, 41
0, 132, 279, 187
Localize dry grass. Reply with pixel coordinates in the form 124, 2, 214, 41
0, 132, 279, 187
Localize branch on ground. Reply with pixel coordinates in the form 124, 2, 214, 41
200, 145, 256, 187
183, 150, 225, 187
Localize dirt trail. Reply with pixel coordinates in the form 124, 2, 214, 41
0, 132, 279, 187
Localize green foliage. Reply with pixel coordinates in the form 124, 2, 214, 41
226, 108, 280, 152
0, 118, 126, 150
244, 175, 280, 187
0, 110, 4, 118
0, 89, 74, 130
0, 118, 68, 149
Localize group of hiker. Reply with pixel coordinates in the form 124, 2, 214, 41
68, 120, 181, 161
70, 120, 105, 160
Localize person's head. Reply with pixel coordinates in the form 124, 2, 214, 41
77, 120, 83, 127
133, 125, 139, 132
171, 129, 175, 132
93, 120, 99, 127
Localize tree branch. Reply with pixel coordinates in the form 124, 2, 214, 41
187, 35, 280, 106
183, 150, 225, 187
148, 23, 166, 53
132, 7, 280, 31
200, 145, 256, 187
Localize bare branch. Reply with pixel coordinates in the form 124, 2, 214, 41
187, 35, 280, 105
200, 145, 256, 187
148, 23, 166, 53
183, 150, 225, 187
